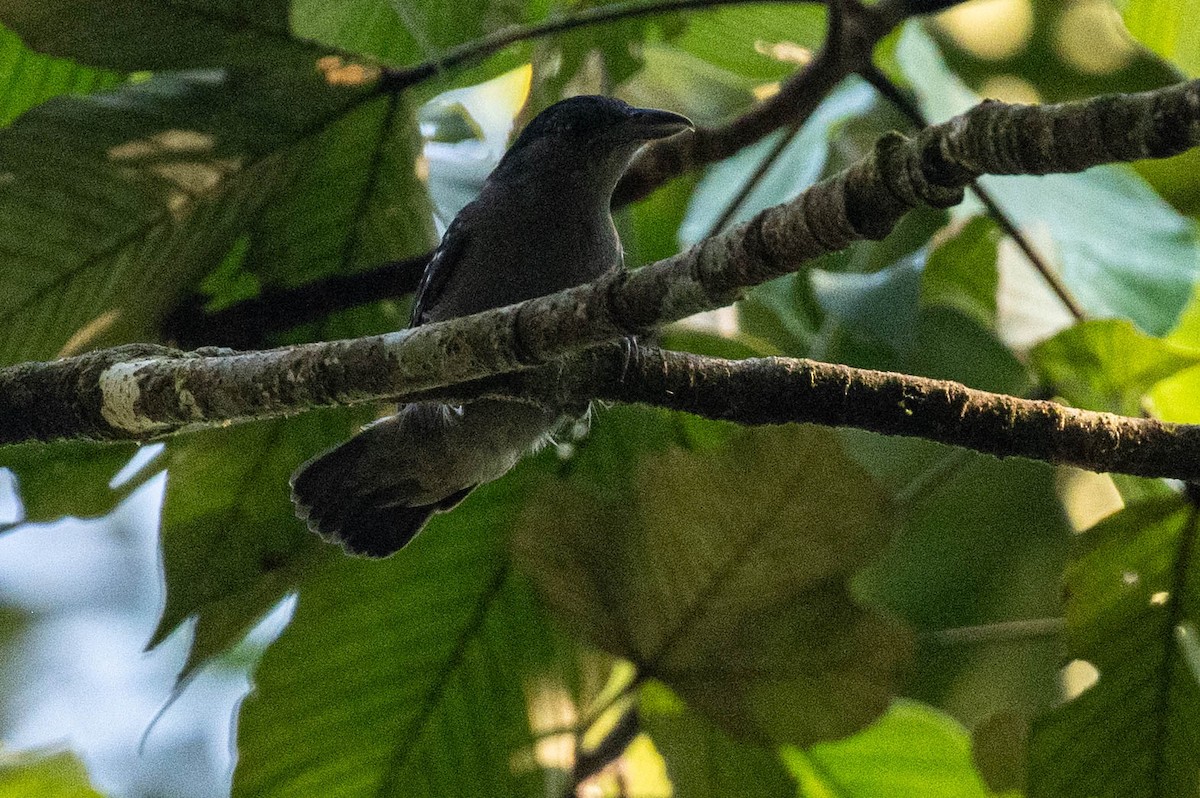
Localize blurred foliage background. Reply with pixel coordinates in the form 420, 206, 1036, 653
0, 0, 1199, 795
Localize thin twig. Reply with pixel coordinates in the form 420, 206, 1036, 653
922, 617, 1065, 646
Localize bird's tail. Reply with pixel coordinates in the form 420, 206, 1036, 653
291, 400, 560, 557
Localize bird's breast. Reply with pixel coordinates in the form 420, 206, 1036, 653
424, 196, 622, 322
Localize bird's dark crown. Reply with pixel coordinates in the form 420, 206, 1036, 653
507, 95, 636, 153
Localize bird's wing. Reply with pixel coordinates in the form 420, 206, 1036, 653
411, 211, 472, 327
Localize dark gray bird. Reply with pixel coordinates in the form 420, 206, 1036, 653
291, 95, 693, 557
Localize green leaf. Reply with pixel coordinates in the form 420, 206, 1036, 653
619, 43, 758, 126
0, 68, 370, 365
1030, 319, 1200, 415
909, 305, 1033, 395
240, 93, 435, 292
1116, 0, 1200, 77
233, 477, 572, 798
899, 23, 1200, 337
782, 700, 1006, 798
1028, 498, 1200, 798
670, 3, 827, 83
0, 750, 103, 798
811, 254, 923, 361
151, 408, 369, 675
921, 216, 1001, 329
853, 451, 1069, 726
0, 441, 139, 522
515, 424, 913, 747
641, 682, 797, 797
0, 23, 121, 126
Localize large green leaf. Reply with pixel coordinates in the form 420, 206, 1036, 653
899, 23, 1200, 337
0, 68, 372, 365
670, 3, 827, 83
921, 216, 1001, 330
233, 476, 573, 798
1029, 498, 1200, 798
0, 750, 103, 798
783, 700, 1010, 798
239, 93, 435, 293
0, 441, 140, 522
515, 424, 912, 747
853, 448, 1070, 728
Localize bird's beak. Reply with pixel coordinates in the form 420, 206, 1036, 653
624, 107, 694, 141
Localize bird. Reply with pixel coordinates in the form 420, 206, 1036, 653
290, 95, 693, 557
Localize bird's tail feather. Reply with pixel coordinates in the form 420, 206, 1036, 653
291, 400, 557, 557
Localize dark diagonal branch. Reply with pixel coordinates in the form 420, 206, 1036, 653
162, 255, 427, 350
6, 79, 1199, 451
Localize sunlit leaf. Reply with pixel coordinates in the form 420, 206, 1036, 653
1115, 0, 1200, 77
1030, 319, 1200, 415
782, 700, 1008, 798
0, 23, 120, 126
0, 749, 103, 798
642, 682, 797, 797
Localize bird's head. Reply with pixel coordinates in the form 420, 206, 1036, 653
495, 95, 693, 193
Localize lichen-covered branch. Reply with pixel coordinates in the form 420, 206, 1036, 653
564, 348, 1200, 481
3, 79, 1199, 449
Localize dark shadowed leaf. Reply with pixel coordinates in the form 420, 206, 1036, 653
0, 68, 373, 365
641, 682, 797, 797
515, 424, 912, 747
0, 0, 310, 71
238, 93, 435, 292
852, 447, 1070, 728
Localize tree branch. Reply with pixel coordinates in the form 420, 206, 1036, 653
5, 79, 1198, 452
